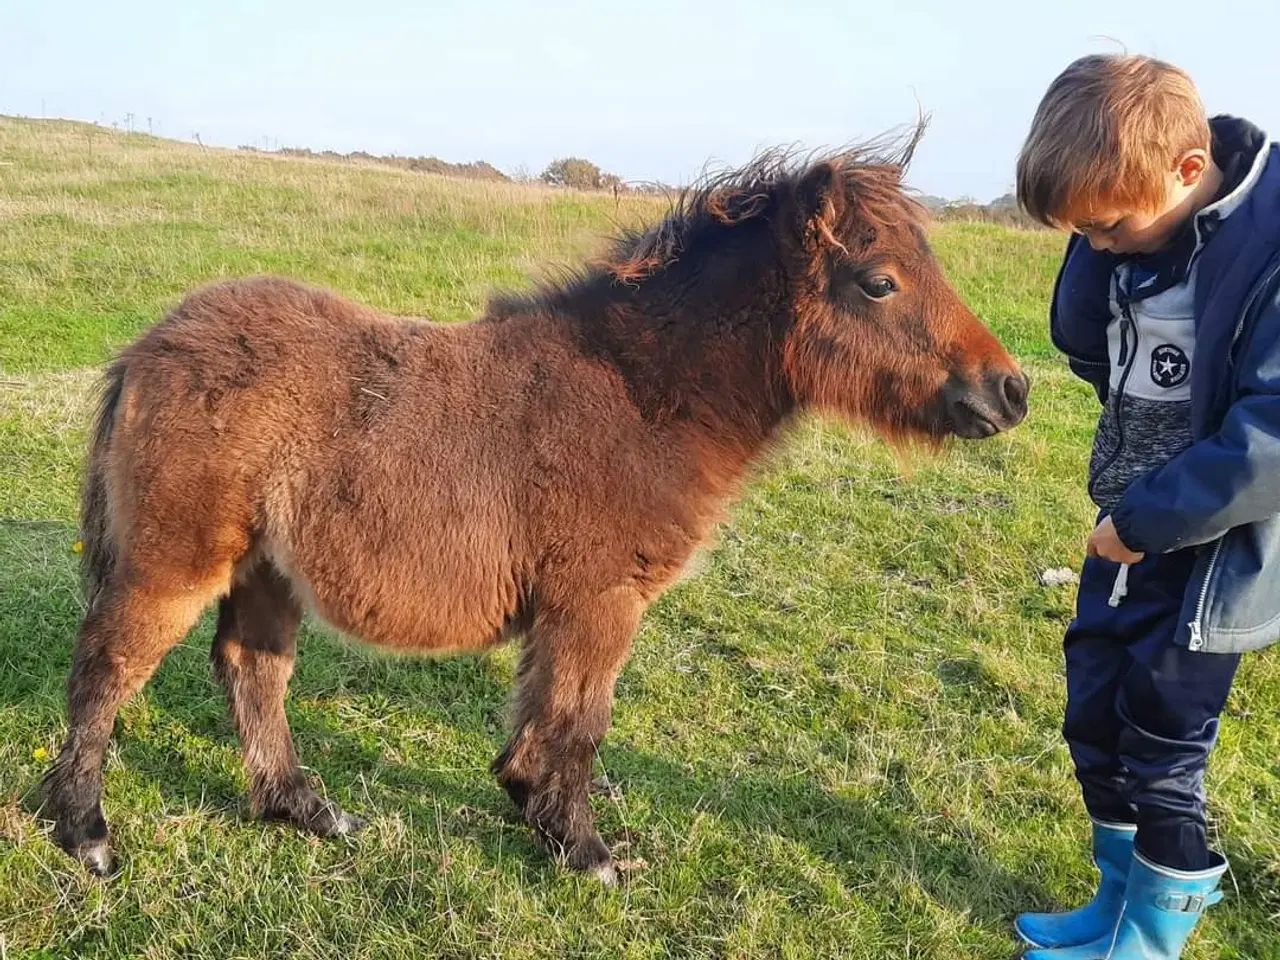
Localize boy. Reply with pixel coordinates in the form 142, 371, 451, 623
1012, 54, 1280, 959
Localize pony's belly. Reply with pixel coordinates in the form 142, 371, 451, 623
266, 540, 519, 655
338, 598, 510, 654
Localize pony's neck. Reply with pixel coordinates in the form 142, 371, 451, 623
572, 236, 797, 463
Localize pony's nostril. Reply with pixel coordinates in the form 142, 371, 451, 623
1000, 372, 1029, 418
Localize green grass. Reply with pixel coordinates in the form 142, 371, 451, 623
1, 116, 1277, 959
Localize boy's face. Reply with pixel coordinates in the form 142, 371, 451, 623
1070, 148, 1218, 256
1073, 200, 1184, 255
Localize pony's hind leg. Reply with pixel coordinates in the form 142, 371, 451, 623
491, 589, 641, 883
44, 583, 212, 875
211, 561, 365, 838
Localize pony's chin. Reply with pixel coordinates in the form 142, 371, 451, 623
950, 415, 999, 440
841, 411, 952, 454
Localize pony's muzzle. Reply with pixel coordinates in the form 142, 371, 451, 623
944, 369, 1029, 439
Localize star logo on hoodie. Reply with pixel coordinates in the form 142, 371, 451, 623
1151, 344, 1191, 389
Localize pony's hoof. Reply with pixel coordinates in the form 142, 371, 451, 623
562, 833, 615, 883
75, 838, 115, 877
48, 800, 114, 876
332, 811, 367, 836
261, 789, 367, 839
589, 861, 618, 886
304, 801, 366, 838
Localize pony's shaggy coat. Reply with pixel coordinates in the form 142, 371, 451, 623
44, 141, 1028, 880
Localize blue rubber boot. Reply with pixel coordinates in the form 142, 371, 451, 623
1023, 850, 1227, 960
1022, 932, 1113, 960
1015, 820, 1136, 950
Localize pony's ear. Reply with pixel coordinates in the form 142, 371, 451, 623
796, 162, 846, 251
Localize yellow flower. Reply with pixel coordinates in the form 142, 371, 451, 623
33, 747, 48, 761
72, 540, 84, 554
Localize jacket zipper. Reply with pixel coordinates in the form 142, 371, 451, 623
1186, 259, 1280, 650
1188, 539, 1223, 651
1087, 292, 1139, 503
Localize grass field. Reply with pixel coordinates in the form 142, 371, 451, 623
1, 115, 1277, 959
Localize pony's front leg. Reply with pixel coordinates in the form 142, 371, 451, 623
491, 588, 641, 883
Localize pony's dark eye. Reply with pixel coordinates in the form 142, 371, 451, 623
859, 275, 898, 299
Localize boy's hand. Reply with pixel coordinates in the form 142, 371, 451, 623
1087, 516, 1145, 564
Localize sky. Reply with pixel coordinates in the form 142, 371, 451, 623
3, 0, 1278, 202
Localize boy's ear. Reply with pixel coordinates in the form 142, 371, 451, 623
796, 162, 847, 250
1175, 147, 1211, 187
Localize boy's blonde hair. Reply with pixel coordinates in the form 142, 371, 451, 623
1017, 54, 1211, 228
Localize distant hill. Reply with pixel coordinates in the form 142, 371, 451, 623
253, 145, 511, 183
932, 191, 1041, 229
911, 189, 1040, 227
4, 113, 1040, 221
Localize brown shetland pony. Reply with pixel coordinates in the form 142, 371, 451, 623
43, 139, 1028, 882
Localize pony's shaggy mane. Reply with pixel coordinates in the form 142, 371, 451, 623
487, 123, 931, 317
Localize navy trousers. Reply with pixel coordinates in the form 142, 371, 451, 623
1063, 549, 1241, 870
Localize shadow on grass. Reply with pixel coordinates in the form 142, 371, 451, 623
15, 517, 1265, 939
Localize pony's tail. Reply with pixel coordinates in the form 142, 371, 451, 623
80, 357, 128, 611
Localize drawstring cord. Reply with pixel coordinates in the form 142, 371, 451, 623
1108, 562, 1131, 608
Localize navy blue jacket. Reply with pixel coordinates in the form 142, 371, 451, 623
1050, 120, 1280, 653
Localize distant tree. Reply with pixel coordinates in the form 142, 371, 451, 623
540, 157, 622, 191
